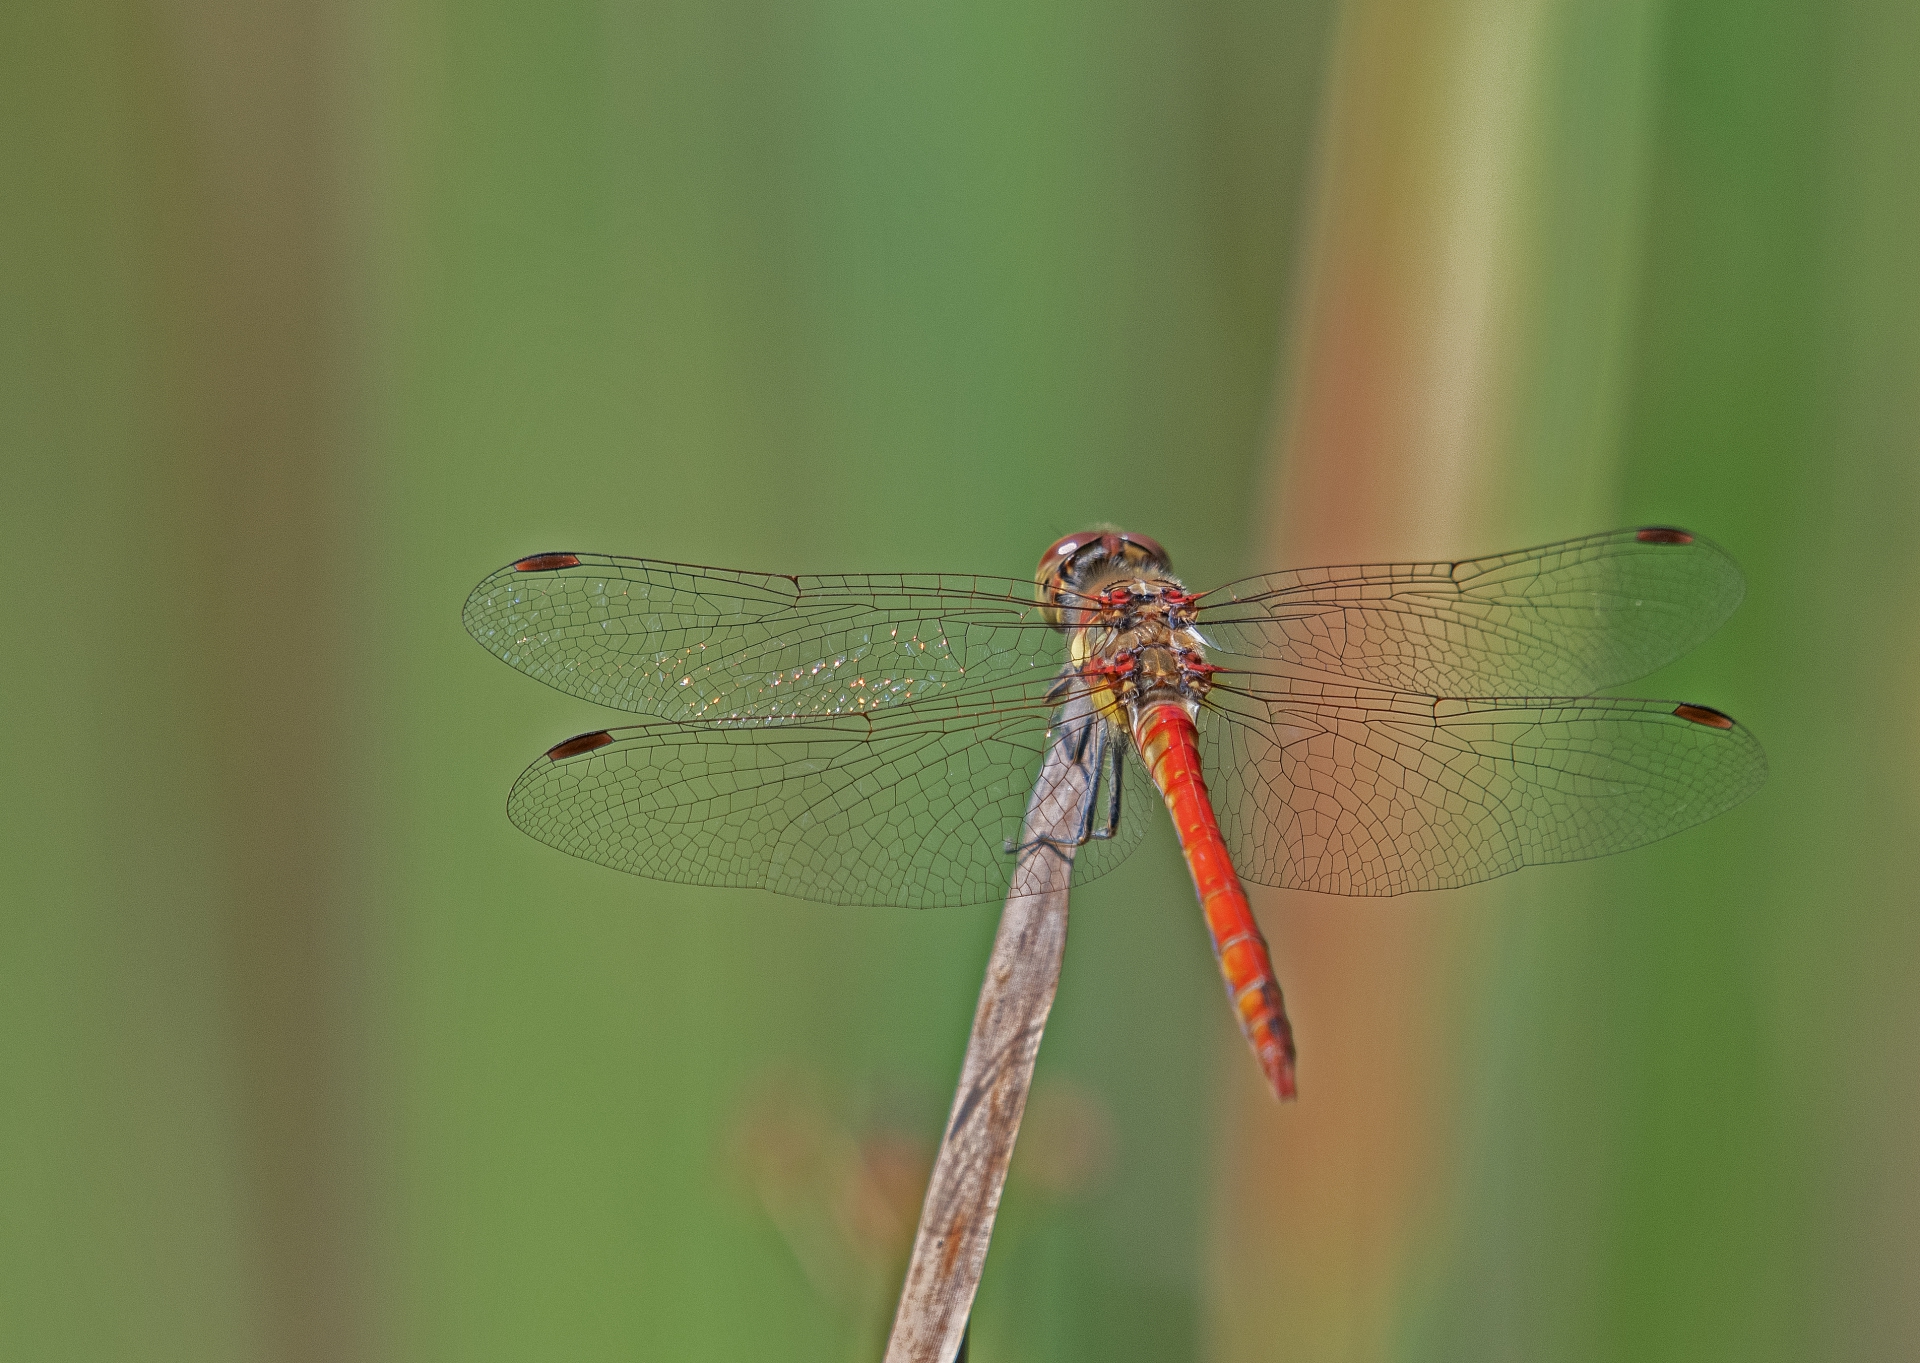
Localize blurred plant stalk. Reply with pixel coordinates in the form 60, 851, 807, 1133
1210, 0, 1658, 1358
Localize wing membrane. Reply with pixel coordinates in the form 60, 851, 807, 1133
472, 535, 1761, 907
464, 555, 1067, 721
504, 687, 1152, 908
1197, 527, 1745, 696
1198, 673, 1766, 896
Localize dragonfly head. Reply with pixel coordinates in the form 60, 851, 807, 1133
1035, 528, 1171, 631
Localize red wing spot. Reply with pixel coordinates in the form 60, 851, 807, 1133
513, 552, 582, 572
546, 730, 615, 760
1635, 527, 1694, 545
1673, 704, 1735, 730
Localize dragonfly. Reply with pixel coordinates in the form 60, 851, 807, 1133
464, 526, 1767, 1100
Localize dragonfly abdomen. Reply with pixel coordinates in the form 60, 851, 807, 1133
1133, 702, 1298, 1101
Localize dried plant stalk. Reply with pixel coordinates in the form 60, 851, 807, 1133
881, 698, 1099, 1362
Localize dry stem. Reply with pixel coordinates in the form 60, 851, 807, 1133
881, 698, 1099, 1362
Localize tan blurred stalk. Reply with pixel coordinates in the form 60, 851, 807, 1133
140, 3, 369, 1360
5, 0, 371, 1355
1205, 2, 1655, 1357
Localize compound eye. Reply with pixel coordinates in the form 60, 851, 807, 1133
1034, 532, 1092, 588
1034, 531, 1105, 633
1034, 529, 1170, 590
1033, 528, 1173, 631
1117, 530, 1167, 567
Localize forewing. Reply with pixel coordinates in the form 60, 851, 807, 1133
504, 691, 1152, 908
464, 554, 1064, 721
1196, 527, 1745, 696
1197, 674, 1767, 896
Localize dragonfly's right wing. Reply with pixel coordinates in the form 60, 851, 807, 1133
500, 687, 1155, 909
1197, 671, 1767, 896
1197, 527, 1745, 696
464, 554, 1069, 721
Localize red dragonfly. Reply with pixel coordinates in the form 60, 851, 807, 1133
464, 527, 1766, 1100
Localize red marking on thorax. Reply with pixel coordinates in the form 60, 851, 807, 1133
1132, 703, 1297, 1100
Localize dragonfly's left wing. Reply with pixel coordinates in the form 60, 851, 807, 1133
1196, 527, 1745, 697
464, 554, 1069, 722
500, 685, 1154, 909
1197, 671, 1767, 896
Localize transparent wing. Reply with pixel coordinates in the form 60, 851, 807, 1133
503, 686, 1153, 909
1196, 527, 1745, 696
464, 553, 1068, 721
1197, 672, 1767, 896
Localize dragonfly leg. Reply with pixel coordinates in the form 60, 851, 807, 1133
1042, 664, 1082, 708
1085, 734, 1122, 842
1004, 722, 1109, 857
1066, 705, 1099, 764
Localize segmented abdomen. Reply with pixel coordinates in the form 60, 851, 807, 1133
1133, 703, 1298, 1100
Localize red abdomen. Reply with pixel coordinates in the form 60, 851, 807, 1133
1133, 703, 1298, 1100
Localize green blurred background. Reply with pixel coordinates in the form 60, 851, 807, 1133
5, 2, 1916, 1360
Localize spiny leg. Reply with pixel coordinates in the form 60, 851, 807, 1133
1005, 711, 1110, 858
1085, 727, 1122, 842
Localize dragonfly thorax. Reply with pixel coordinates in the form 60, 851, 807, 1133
1066, 570, 1217, 730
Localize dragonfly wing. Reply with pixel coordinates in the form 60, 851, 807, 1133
504, 695, 1151, 909
1197, 676, 1767, 896
1196, 527, 1745, 696
464, 554, 1064, 720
